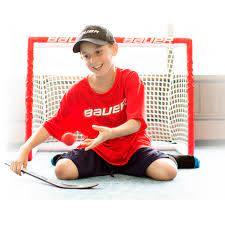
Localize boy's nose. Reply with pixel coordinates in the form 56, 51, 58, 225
89, 56, 96, 64
89, 57, 94, 63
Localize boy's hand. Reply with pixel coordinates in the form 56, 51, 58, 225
10, 146, 29, 176
82, 125, 114, 151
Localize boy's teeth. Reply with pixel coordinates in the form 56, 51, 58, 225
94, 64, 102, 69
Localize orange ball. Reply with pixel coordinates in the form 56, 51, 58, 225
61, 133, 76, 146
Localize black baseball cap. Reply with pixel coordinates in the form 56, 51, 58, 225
73, 25, 115, 53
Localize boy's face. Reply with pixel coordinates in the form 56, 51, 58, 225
80, 42, 118, 76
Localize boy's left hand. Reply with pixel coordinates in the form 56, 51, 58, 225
82, 125, 114, 151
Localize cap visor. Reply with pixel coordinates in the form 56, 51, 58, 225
73, 38, 109, 53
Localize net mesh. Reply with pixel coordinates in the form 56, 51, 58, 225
32, 73, 188, 144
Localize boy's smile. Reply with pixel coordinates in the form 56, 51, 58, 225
92, 63, 103, 71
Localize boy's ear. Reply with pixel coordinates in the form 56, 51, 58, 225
112, 43, 118, 56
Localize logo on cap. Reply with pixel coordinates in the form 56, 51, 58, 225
80, 29, 100, 37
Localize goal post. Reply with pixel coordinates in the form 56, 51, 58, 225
26, 36, 194, 161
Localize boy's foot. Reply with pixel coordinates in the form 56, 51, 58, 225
168, 154, 200, 169
51, 153, 64, 166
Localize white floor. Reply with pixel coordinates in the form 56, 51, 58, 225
1, 141, 225, 200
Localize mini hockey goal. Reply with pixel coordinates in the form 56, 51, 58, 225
26, 36, 194, 160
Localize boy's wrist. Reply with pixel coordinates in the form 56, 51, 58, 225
20, 144, 32, 155
110, 127, 119, 139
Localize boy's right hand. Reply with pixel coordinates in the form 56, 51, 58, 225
10, 146, 29, 176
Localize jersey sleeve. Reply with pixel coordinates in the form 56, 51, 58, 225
43, 86, 78, 141
125, 71, 148, 131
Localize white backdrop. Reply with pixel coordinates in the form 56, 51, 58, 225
1, 0, 225, 148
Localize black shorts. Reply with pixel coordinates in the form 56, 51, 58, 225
52, 147, 173, 178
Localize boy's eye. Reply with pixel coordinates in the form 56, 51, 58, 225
83, 54, 89, 59
96, 50, 102, 55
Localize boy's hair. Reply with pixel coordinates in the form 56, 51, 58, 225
73, 25, 115, 53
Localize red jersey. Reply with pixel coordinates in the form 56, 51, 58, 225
43, 68, 151, 166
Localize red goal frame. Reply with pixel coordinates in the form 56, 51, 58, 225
26, 36, 194, 160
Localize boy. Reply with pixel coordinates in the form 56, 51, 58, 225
10, 25, 198, 181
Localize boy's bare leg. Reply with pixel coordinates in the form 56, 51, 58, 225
145, 158, 178, 181
55, 158, 79, 180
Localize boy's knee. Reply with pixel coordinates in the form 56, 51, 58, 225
55, 158, 79, 180
146, 158, 177, 181
162, 165, 177, 181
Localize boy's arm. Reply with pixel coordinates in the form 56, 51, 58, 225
110, 119, 141, 139
21, 126, 50, 154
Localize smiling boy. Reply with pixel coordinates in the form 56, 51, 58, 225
11, 25, 199, 181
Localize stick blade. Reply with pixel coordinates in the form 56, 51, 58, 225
59, 182, 99, 189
